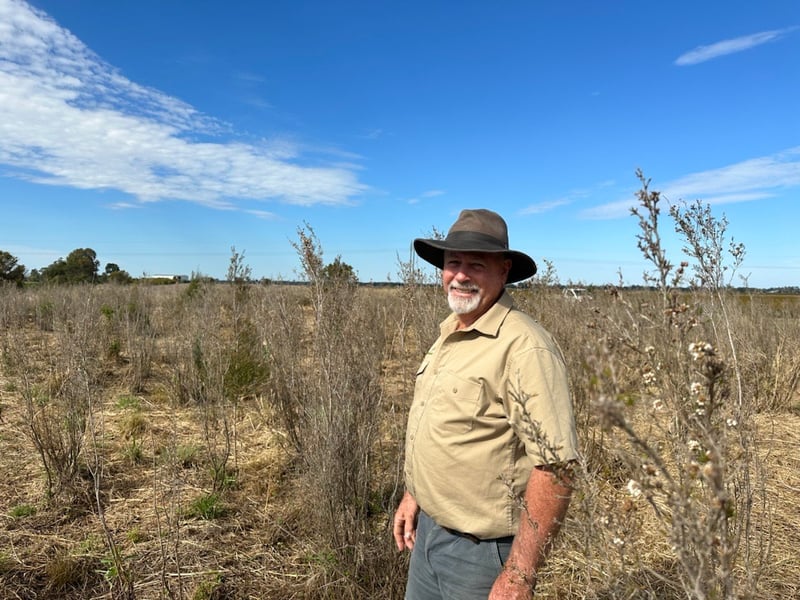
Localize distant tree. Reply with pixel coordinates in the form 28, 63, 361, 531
101, 262, 133, 284
0, 250, 26, 286
66, 248, 100, 282
40, 258, 69, 284
321, 256, 358, 285
41, 248, 100, 284
109, 269, 133, 284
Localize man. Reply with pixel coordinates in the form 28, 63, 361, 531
393, 209, 578, 599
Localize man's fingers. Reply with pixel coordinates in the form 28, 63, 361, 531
403, 528, 415, 549
393, 518, 415, 551
393, 519, 406, 550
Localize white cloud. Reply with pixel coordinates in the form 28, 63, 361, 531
663, 149, 800, 198
675, 28, 796, 66
244, 209, 279, 220
583, 147, 800, 219
0, 0, 366, 208
519, 198, 570, 215
521, 181, 616, 215
107, 202, 143, 210
407, 189, 446, 204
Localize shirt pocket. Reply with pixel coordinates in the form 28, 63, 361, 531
430, 370, 483, 434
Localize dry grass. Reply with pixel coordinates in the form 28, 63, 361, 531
0, 282, 410, 599
747, 413, 800, 598
1, 276, 799, 599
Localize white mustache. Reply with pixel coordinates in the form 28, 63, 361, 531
449, 284, 479, 293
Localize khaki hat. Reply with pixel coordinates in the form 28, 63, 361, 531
413, 209, 537, 283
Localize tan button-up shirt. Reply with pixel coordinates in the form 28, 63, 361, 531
404, 290, 578, 539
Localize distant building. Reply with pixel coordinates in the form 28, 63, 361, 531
148, 274, 190, 283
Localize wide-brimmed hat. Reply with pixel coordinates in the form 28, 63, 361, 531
413, 209, 537, 283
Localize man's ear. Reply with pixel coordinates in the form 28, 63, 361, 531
502, 258, 512, 280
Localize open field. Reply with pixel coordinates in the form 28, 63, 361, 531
1, 281, 799, 599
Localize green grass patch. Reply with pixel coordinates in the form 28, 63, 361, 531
9, 504, 36, 519
183, 493, 226, 520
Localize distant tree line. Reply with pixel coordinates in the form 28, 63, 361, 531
1, 248, 133, 286
3, 246, 796, 292
0, 246, 360, 287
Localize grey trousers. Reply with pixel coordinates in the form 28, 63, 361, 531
405, 511, 514, 600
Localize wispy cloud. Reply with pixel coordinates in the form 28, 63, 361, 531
522, 180, 615, 215
519, 198, 570, 215
583, 147, 800, 219
0, 0, 366, 208
244, 209, 279, 220
358, 128, 391, 141
407, 189, 445, 204
107, 202, 143, 210
235, 71, 267, 84
675, 27, 796, 66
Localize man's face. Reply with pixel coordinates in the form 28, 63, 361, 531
442, 250, 511, 327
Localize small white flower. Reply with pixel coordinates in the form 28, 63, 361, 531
726, 418, 738, 428
652, 398, 665, 411
687, 439, 701, 452
689, 341, 714, 360
612, 536, 625, 547
642, 370, 657, 385
641, 462, 657, 476
626, 479, 642, 498
644, 345, 655, 354
690, 382, 703, 395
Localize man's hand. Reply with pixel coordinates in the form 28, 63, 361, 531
393, 491, 419, 551
488, 565, 536, 599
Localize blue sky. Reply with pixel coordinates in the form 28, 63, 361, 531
1, 0, 798, 287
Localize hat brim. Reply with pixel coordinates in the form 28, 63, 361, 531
414, 238, 537, 284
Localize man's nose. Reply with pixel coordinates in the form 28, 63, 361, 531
453, 268, 471, 282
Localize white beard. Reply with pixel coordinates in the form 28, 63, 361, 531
448, 286, 481, 315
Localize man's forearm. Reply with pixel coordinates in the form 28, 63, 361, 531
491, 465, 573, 597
